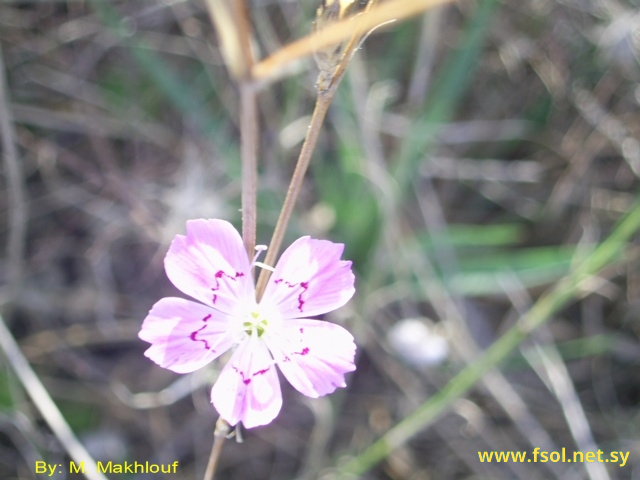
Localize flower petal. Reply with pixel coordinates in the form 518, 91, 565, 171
139, 297, 235, 374
261, 237, 355, 318
211, 337, 282, 428
164, 219, 254, 314
266, 319, 356, 398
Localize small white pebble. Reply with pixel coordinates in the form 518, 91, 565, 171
387, 318, 449, 367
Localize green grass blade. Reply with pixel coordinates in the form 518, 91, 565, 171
393, 0, 501, 191
90, 0, 219, 137
337, 195, 640, 477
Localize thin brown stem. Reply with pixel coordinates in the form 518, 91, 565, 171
203, 3, 255, 480
202, 418, 232, 480
203, 437, 225, 480
255, 92, 334, 300
240, 81, 258, 257
254, 0, 372, 299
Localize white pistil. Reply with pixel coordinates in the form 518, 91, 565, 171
252, 245, 275, 272
253, 261, 275, 272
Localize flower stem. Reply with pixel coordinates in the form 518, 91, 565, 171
254, 0, 376, 299
240, 81, 258, 257
205, 0, 257, 256
255, 91, 333, 300
203, 3, 255, 480
202, 418, 233, 480
202, 437, 223, 480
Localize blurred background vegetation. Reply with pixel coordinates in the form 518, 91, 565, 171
1, 0, 640, 479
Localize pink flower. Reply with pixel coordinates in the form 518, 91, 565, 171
139, 219, 356, 428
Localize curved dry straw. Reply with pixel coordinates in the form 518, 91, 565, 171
252, 0, 455, 84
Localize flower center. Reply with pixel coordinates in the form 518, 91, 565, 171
243, 311, 268, 337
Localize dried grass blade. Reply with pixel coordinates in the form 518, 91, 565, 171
253, 0, 455, 83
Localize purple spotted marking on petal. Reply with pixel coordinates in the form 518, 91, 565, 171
203, 314, 212, 322
274, 279, 310, 312
233, 365, 272, 385
280, 346, 310, 363
298, 282, 308, 311
190, 325, 210, 350
210, 270, 245, 304
290, 347, 309, 357
239, 369, 251, 385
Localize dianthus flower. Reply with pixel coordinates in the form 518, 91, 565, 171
139, 219, 356, 428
